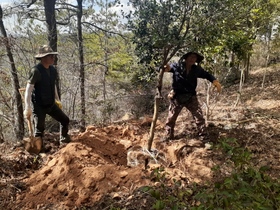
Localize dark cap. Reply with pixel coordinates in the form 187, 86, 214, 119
180, 52, 204, 64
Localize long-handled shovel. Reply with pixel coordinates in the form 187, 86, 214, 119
19, 88, 42, 154
23, 115, 42, 154
126, 65, 167, 169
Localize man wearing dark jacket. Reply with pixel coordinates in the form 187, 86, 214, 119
24, 45, 70, 152
163, 52, 221, 142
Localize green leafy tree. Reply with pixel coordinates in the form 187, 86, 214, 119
123, 0, 279, 147
124, 0, 204, 149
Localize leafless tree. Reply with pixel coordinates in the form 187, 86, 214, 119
0, 5, 24, 141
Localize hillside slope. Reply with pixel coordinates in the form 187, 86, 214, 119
0, 65, 279, 209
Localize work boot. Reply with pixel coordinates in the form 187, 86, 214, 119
60, 134, 71, 144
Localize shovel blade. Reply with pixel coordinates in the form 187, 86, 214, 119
24, 136, 42, 154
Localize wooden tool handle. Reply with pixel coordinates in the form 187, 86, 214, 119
26, 116, 33, 137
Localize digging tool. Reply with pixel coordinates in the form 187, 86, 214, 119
23, 115, 42, 154
19, 88, 42, 154
126, 65, 168, 169
144, 65, 166, 168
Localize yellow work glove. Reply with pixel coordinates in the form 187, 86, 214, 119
212, 80, 222, 93
55, 100, 62, 109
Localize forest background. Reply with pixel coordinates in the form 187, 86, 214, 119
0, 0, 279, 143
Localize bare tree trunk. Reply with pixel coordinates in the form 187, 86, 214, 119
234, 65, 244, 108
44, 0, 60, 96
44, 0, 57, 54
262, 27, 272, 89
205, 82, 211, 122
0, 5, 24, 141
77, 0, 86, 131
262, 54, 269, 89
147, 49, 177, 151
147, 69, 164, 151
244, 53, 250, 83
103, 0, 109, 101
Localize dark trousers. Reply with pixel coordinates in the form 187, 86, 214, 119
165, 95, 205, 137
32, 103, 69, 138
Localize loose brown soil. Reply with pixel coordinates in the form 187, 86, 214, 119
0, 65, 279, 209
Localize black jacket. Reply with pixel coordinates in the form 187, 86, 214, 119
30, 63, 57, 107
169, 63, 216, 95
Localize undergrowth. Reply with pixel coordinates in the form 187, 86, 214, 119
142, 138, 280, 210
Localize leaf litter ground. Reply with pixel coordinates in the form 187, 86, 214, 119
0, 65, 279, 209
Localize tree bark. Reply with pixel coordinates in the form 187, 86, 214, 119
44, 0, 60, 97
0, 5, 24, 140
77, 0, 86, 131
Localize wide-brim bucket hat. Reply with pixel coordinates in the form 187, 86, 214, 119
35, 45, 58, 59
180, 52, 204, 64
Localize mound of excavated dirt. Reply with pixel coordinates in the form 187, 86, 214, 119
13, 120, 223, 209
1, 65, 279, 210
15, 125, 151, 209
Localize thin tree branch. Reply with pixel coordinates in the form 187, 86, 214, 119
82, 21, 126, 38
27, 0, 37, 8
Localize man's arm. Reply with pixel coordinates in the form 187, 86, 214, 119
55, 84, 60, 101
54, 84, 63, 109
23, 66, 40, 118
24, 83, 34, 118
197, 66, 222, 93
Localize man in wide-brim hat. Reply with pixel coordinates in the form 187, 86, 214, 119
162, 51, 222, 143
34, 45, 58, 59
23, 45, 71, 153
180, 51, 204, 64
